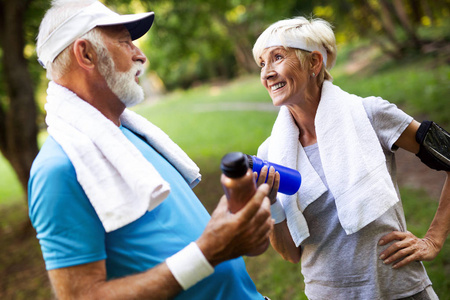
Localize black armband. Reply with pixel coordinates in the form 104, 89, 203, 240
415, 121, 450, 171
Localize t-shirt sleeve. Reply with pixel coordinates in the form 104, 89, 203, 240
362, 96, 413, 152
28, 148, 106, 270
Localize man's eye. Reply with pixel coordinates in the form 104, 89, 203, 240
275, 54, 283, 60
260, 62, 265, 68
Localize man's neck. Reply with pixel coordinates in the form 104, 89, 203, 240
56, 76, 125, 127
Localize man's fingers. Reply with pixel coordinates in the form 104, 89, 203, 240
209, 195, 231, 221
236, 184, 270, 221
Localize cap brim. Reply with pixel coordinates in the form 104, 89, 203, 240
98, 12, 155, 40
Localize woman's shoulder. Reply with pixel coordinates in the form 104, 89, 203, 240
257, 137, 271, 158
361, 96, 411, 125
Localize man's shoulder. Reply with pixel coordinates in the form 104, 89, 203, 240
30, 135, 75, 180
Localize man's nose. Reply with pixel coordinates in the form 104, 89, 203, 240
133, 44, 147, 64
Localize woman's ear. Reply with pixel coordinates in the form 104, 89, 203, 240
73, 39, 97, 71
310, 51, 323, 74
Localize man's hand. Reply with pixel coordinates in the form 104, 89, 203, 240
196, 184, 273, 266
378, 231, 440, 269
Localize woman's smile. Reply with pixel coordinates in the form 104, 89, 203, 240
271, 82, 286, 91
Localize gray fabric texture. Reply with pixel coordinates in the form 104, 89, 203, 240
299, 97, 432, 299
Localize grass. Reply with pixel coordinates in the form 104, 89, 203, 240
0, 43, 449, 298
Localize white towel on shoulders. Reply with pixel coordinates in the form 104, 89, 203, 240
45, 81, 201, 232
317, 81, 399, 234
258, 80, 399, 246
258, 107, 327, 246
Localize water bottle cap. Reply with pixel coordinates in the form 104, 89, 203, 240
220, 152, 249, 178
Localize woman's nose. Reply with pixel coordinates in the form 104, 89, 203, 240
261, 65, 276, 81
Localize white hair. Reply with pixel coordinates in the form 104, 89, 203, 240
253, 17, 337, 82
37, 0, 105, 80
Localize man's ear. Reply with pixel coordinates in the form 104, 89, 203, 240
73, 39, 97, 71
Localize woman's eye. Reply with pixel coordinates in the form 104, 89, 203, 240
260, 62, 265, 68
275, 54, 283, 60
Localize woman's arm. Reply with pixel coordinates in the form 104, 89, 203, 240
379, 120, 450, 268
270, 220, 302, 263
256, 166, 302, 263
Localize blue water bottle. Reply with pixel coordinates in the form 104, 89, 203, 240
246, 155, 301, 195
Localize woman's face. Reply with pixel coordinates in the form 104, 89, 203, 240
259, 46, 309, 107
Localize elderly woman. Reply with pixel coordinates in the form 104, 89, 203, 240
253, 17, 450, 299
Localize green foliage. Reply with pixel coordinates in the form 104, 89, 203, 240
1, 42, 450, 297
334, 54, 450, 126
0, 0, 50, 102
138, 0, 308, 90
0, 155, 23, 205
24, 0, 51, 85
134, 76, 276, 172
0, 1, 449, 297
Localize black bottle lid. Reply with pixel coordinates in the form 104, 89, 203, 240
246, 154, 254, 169
220, 152, 249, 178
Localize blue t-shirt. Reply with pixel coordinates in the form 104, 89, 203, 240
28, 126, 263, 300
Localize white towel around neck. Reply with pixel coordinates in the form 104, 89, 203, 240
45, 81, 201, 232
258, 81, 399, 246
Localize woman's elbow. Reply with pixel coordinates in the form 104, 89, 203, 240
278, 247, 301, 264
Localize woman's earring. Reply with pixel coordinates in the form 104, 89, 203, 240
312, 72, 316, 78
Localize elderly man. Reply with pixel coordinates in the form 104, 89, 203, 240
28, 1, 273, 299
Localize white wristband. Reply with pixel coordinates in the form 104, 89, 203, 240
271, 199, 286, 224
166, 242, 214, 290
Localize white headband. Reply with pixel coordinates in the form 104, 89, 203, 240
265, 35, 328, 66
37, 1, 154, 69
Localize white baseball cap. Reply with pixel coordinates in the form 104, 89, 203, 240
37, 1, 154, 69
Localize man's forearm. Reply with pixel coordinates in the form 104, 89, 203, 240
49, 261, 183, 300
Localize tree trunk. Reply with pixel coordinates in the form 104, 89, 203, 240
378, 0, 399, 41
233, 35, 259, 74
392, 0, 422, 48
210, 12, 259, 74
0, 0, 39, 196
374, 0, 405, 57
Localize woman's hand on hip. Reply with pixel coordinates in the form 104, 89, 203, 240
378, 231, 440, 269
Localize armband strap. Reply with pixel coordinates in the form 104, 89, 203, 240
415, 121, 450, 171
166, 242, 214, 290
271, 199, 286, 224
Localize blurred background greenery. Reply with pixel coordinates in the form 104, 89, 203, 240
0, 0, 449, 299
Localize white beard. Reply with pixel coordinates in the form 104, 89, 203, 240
98, 51, 145, 108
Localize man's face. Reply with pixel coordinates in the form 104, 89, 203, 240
96, 26, 147, 107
